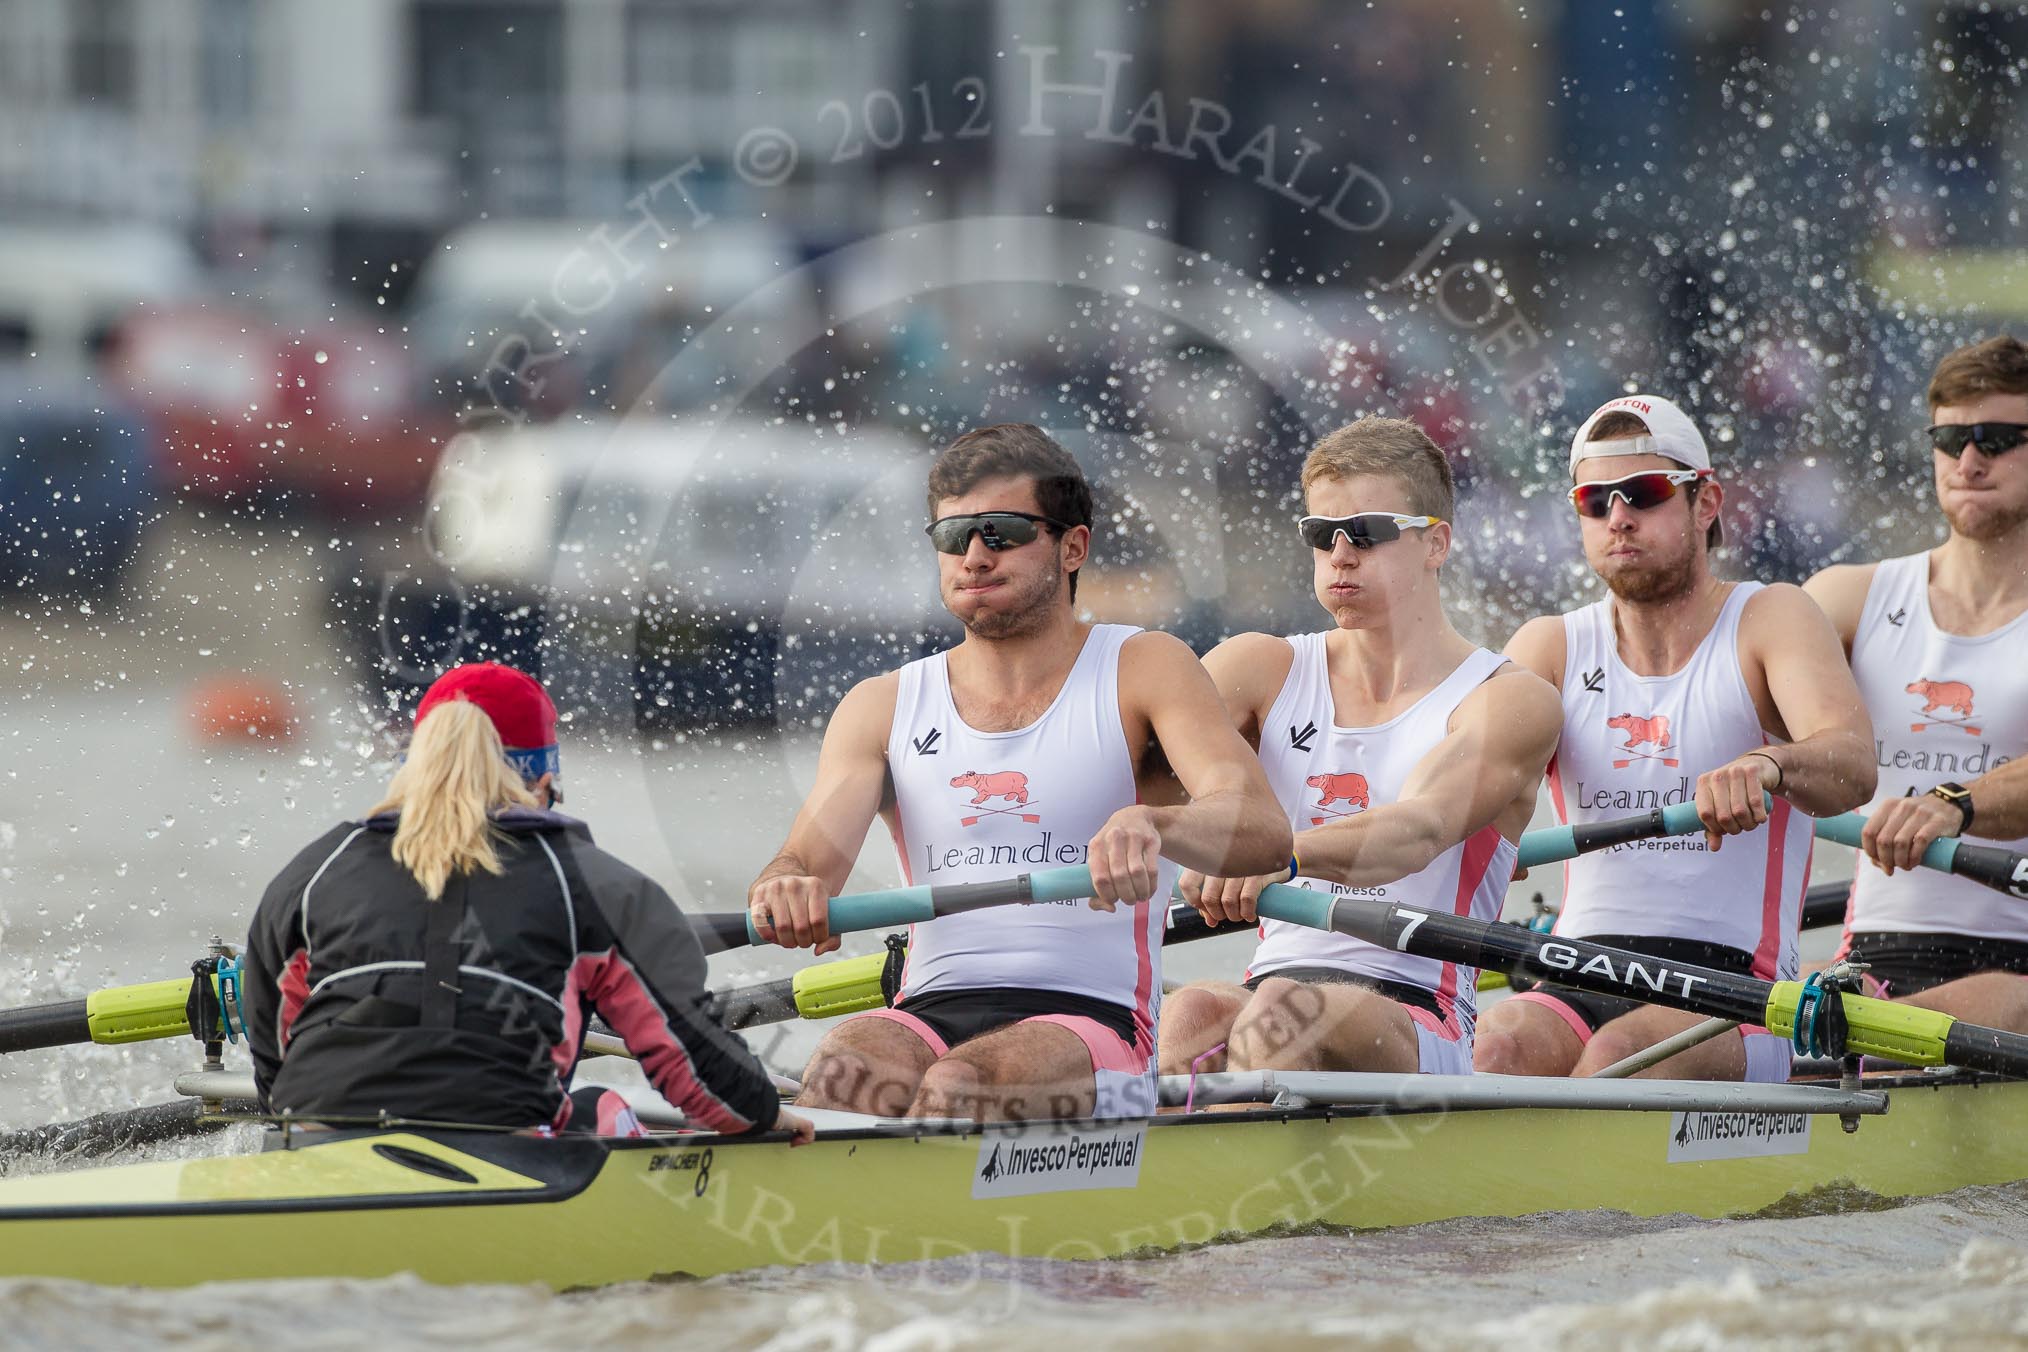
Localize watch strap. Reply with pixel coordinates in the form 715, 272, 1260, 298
1929, 783, 1975, 836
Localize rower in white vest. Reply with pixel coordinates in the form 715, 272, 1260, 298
748, 423, 1289, 1123
1806, 335, 2028, 1031
1158, 418, 1561, 1078
1475, 394, 1876, 1083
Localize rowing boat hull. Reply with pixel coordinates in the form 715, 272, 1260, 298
0, 1075, 2022, 1288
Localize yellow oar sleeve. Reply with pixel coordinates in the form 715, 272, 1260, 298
1762, 981, 1957, 1067
84, 978, 198, 1045
790, 952, 889, 1020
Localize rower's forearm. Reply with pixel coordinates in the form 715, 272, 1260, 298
1149, 794, 1292, 878
1765, 732, 1876, 818
1295, 802, 1448, 889
1969, 758, 2028, 839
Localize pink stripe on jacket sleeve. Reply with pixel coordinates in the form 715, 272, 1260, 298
577, 951, 757, 1133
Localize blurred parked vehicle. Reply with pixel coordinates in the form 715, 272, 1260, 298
331, 415, 945, 727
104, 300, 452, 517
0, 222, 201, 378
0, 370, 158, 600
329, 406, 1284, 727
405, 219, 819, 419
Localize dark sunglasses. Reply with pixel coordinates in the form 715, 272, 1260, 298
1567, 469, 1707, 519
1296, 512, 1442, 551
925, 511, 1070, 555
1927, 423, 2028, 458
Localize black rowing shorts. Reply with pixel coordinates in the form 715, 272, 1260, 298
1842, 931, 2028, 999
893, 986, 1138, 1049
1519, 934, 1758, 1033
1243, 964, 1443, 1019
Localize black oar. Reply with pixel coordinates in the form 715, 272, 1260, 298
1249, 876, 2028, 1075
0, 1097, 256, 1167
1800, 879, 1849, 932
715, 901, 1233, 1028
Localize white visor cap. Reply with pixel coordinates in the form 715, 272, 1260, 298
1568, 394, 1711, 478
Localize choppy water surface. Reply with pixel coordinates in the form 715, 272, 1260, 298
0, 528, 1998, 1350
5, 1188, 2028, 1351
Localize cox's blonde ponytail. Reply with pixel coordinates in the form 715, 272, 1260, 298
368, 698, 538, 900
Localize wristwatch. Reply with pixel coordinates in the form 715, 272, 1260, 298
1928, 782, 1975, 836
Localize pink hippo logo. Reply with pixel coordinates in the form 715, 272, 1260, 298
1606, 712, 1680, 768
949, 770, 1040, 826
1906, 678, 1980, 736
1305, 771, 1370, 824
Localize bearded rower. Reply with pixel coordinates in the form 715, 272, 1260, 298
1473, 394, 1875, 1081
750, 423, 1289, 1122
1805, 336, 2028, 1029
1157, 418, 1561, 1078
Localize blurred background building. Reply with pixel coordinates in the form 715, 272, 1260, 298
3, 0, 2025, 732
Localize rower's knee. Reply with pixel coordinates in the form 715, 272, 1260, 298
1156, 984, 1242, 1074
1471, 1025, 1548, 1077
910, 1057, 987, 1119
796, 1025, 927, 1116
796, 1049, 909, 1116
1226, 977, 1328, 1072
1575, 1027, 1643, 1075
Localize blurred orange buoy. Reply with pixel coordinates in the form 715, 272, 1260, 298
186, 677, 297, 743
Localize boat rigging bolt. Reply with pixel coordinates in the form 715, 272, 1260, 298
1822, 959, 1870, 1135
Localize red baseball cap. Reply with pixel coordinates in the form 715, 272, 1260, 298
415, 663, 560, 780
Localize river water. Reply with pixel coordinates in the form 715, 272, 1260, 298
1, 514, 2018, 1350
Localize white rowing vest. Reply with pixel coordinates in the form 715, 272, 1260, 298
1846, 551, 2028, 940
1247, 636, 1517, 1030
885, 623, 1172, 1042
1546, 583, 1813, 980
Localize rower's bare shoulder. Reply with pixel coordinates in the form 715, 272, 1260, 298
825, 671, 901, 750
1502, 614, 1567, 686
1742, 580, 1845, 637
1799, 562, 1878, 639
1115, 627, 1202, 681
1462, 665, 1562, 745
1201, 630, 1297, 709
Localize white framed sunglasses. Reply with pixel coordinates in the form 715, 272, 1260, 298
1296, 512, 1443, 551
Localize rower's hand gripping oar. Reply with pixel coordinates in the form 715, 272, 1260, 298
1813, 811, 2028, 899
0, 805, 1735, 1055
1506, 800, 2028, 900
705, 865, 1104, 952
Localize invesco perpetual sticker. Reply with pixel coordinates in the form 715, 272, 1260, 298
1665, 1111, 1813, 1163
972, 1123, 1147, 1199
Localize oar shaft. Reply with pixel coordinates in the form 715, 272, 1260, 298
1254, 879, 2023, 1071
1943, 1020, 2028, 1077
1253, 884, 1775, 1026
0, 999, 89, 1055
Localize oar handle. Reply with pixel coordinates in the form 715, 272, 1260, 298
705, 865, 1100, 950
1813, 812, 2028, 899
1515, 800, 1706, 870
712, 804, 1719, 955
